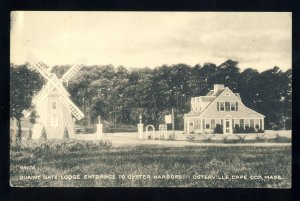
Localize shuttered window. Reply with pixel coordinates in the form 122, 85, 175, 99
225, 102, 230, 111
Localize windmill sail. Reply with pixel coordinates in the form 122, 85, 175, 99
24, 61, 85, 120
61, 63, 85, 83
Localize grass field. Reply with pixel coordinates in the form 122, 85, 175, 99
10, 140, 291, 188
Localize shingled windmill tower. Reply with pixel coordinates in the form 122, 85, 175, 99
22, 58, 86, 139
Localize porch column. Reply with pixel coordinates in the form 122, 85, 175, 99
223, 118, 226, 134
262, 118, 264, 130
187, 119, 190, 134
201, 118, 204, 134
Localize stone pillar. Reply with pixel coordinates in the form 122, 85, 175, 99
137, 124, 144, 139
137, 114, 144, 139
97, 115, 103, 140
97, 124, 103, 140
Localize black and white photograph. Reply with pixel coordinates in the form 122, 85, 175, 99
9, 11, 292, 188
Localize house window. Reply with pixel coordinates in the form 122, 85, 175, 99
244, 119, 250, 129
205, 119, 210, 129
220, 102, 225, 111
215, 119, 221, 125
225, 102, 230, 111
52, 102, 56, 109
255, 119, 260, 129
234, 119, 240, 127
211, 119, 216, 129
230, 102, 236, 111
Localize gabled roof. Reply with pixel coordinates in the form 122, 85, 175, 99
214, 89, 225, 97
206, 90, 214, 96
234, 93, 241, 100
200, 96, 216, 102
185, 111, 203, 117
186, 86, 265, 118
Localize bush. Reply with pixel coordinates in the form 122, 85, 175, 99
276, 135, 292, 143
224, 135, 241, 143
27, 127, 32, 140
40, 127, 47, 141
104, 124, 137, 133
214, 124, 223, 134
186, 135, 195, 141
26, 139, 113, 158
63, 127, 69, 139
259, 134, 278, 142
84, 125, 97, 134
245, 127, 255, 133
234, 125, 244, 133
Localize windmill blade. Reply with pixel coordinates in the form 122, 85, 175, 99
27, 54, 52, 79
22, 82, 54, 118
47, 75, 84, 120
29, 61, 52, 81
61, 58, 87, 83
32, 82, 54, 105
59, 96, 84, 120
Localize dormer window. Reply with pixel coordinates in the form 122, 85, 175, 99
225, 102, 230, 111
218, 102, 238, 111
220, 102, 225, 111
230, 102, 236, 111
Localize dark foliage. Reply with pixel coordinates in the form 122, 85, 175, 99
11, 60, 291, 131
40, 127, 47, 141
214, 124, 223, 134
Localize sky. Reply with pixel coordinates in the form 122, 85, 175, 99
10, 12, 292, 71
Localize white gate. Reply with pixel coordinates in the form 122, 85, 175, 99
159, 124, 168, 140
145, 125, 156, 139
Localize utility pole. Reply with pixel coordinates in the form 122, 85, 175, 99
172, 108, 175, 138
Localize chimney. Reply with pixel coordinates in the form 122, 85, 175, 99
214, 84, 225, 94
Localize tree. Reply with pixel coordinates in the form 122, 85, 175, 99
10, 64, 44, 145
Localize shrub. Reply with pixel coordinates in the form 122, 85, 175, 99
29, 139, 113, 158
40, 127, 47, 141
224, 135, 241, 143
245, 127, 255, 133
63, 127, 69, 139
27, 127, 32, 140
276, 135, 291, 143
214, 124, 223, 134
104, 124, 137, 133
259, 134, 278, 142
210, 135, 225, 143
84, 125, 97, 134
186, 135, 195, 141
257, 129, 264, 133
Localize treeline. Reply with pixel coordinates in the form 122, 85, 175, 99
10, 60, 292, 130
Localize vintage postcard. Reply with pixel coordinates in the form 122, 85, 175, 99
10, 11, 292, 188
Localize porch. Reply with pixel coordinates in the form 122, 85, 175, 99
184, 116, 264, 134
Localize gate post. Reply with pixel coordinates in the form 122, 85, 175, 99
97, 115, 103, 140
137, 115, 144, 139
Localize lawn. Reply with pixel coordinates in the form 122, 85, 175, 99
10, 140, 291, 188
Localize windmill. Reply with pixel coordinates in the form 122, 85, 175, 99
22, 57, 86, 139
